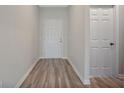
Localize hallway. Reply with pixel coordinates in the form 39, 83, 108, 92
0, 5, 123, 88
20, 59, 124, 88
20, 59, 85, 88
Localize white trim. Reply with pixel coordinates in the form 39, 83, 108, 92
83, 79, 91, 85
39, 57, 60, 59
39, 57, 68, 59
118, 74, 124, 77
117, 74, 124, 80
15, 58, 40, 88
39, 57, 52, 59
84, 6, 91, 83
61, 57, 68, 60
67, 58, 90, 85
114, 5, 119, 75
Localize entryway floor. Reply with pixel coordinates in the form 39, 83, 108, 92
20, 59, 124, 88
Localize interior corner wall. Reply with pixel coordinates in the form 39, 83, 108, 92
0, 6, 40, 87
119, 5, 124, 74
68, 5, 89, 82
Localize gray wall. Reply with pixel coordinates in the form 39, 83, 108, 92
0, 6, 40, 87
119, 6, 124, 74
68, 5, 90, 83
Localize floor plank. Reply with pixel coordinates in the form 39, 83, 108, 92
20, 59, 124, 88
90, 77, 124, 88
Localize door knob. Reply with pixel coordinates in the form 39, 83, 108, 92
110, 43, 114, 46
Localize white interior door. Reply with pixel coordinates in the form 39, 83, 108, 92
90, 6, 116, 77
42, 19, 63, 58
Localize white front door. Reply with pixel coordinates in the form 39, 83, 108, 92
90, 6, 116, 77
42, 19, 63, 58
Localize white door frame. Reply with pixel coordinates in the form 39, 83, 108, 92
113, 5, 119, 75
84, 5, 119, 84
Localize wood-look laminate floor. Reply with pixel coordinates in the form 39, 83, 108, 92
20, 59, 124, 88
90, 77, 124, 88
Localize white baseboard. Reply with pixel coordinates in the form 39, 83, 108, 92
39, 57, 68, 59
39, 57, 49, 59
83, 79, 90, 85
62, 57, 68, 60
118, 74, 124, 77
15, 58, 40, 88
117, 74, 124, 79
67, 58, 90, 85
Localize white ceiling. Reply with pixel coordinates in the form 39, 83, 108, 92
39, 5, 69, 7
